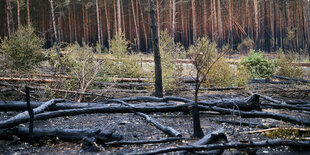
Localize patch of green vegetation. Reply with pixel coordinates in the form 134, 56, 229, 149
264, 123, 310, 141
0, 26, 44, 71
240, 49, 276, 78
275, 48, 303, 78
103, 33, 144, 78
148, 31, 186, 94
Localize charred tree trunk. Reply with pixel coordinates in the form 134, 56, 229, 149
149, 0, 163, 98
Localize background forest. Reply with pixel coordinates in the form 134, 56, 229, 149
1, 0, 310, 53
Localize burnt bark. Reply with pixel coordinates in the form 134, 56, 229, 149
0, 127, 122, 144
149, 0, 163, 97
140, 139, 310, 155
199, 94, 261, 111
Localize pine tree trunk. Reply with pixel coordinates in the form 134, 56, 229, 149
156, 0, 160, 37
191, 0, 197, 42
171, 0, 175, 42
117, 0, 122, 34
217, 0, 222, 41
229, 0, 233, 45
131, 0, 140, 49
104, 0, 111, 42
96, 0, 102, 46
27, 0, 30, 27
73, 0, 77, 42
6, 0, 14, 38
149, 0, 163, 98
203, 0, 208, 37
17, 0, 21, 29
138, 0, 148, 49
49, 0, 58, 43
68, 2, 73, 43
254, 0, 259, 47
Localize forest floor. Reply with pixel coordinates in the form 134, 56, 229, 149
1, 82, 310, 155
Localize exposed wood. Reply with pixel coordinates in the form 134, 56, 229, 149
241, 127, 310, 134
0, 77, 56, 83
139, 139, 310, 155
0, 127, 122, 144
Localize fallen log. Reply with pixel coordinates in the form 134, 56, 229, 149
109, 99, 182, 137
0, 104, 192, 129
0, 101, 175, 111
262, 103, 310, 112
2, 97, 310, 129
138, 139, 310, 155
241, 127, 310, 134
28, 86, 111, 98
249, 78, 293, 84
199, 94, 261, 111
0, 127, 122, 144
253, 93, 310, 111
0, 77, 56, 83
105, 137, 184, 146
183, 126, 227, 155
121, 96, 193, 103
93, 82, 152, 90
215, 120, 277, 129
0, 99, 65, 129
271, 75, 310, 84
198, 105, 310, 126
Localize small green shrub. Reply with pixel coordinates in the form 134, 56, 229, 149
105, 33, 144, 78
237, 37, 254, 54
275, 48, 303, 78
0, 26, 44, 70
148, 31, 186, 93
240, 49, 275, 78
204, 58, 250, 88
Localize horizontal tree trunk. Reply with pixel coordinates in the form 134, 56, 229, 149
140, 139, 310, 155
0, 99, 65, 128
271, 75, 310, 84
216, 120, 277, 129
0, 77, 56, 83
199, 94, 261, 111
0, 127, 122, 144
105, 137, 184, 146
93, 82, 152, 90
107, 99, 182, 137
183, 126, 227, 154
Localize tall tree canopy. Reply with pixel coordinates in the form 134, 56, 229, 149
0, 0, 309, 52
